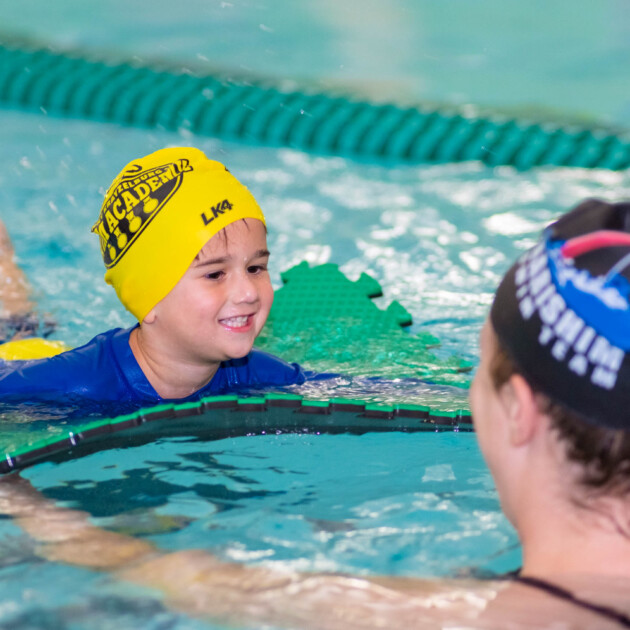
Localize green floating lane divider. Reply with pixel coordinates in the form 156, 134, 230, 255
0, 393, 472, 475
1, 40, 629, 169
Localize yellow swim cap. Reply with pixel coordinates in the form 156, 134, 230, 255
91, 147, 266, 321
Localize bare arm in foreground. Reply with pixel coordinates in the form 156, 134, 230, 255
3, 474, 629, 630
0, 474, 502, 629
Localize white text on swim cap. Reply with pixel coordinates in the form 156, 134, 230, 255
515, 244, 624, 390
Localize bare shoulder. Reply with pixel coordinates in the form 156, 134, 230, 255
371, 575, 630, 629
477, 575, 630, 630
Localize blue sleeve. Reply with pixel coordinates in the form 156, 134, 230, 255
0, 330, 133, 402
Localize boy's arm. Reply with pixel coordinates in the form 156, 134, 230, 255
0, 474, 499, 629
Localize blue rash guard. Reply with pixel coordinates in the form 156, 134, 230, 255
0, 326, 305, 408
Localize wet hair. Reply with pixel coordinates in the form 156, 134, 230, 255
489, 334, 630, 498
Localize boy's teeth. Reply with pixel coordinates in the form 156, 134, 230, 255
222, 316, 248, 327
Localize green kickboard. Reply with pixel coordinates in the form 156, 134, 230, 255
257, 261, 472, 386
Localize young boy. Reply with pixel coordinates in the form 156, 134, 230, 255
0, 147, 304, 406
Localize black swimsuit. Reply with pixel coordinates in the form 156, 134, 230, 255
513, 575, 630, 628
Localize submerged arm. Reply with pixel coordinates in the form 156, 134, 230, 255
0, 473, 154, 569
0, 474, 500, 629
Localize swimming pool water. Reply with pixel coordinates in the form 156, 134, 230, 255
23, 432, 516, 577
1, 2, 630, 627
2, 109, 630, 364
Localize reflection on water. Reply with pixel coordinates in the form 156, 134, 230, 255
294, 374, 469, 409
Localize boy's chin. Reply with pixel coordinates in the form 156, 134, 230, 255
214, 329, 262, 362
221, 345, 255, 362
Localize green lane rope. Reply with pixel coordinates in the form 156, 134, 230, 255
1, 41, 628, 169
0, 392, 472, 474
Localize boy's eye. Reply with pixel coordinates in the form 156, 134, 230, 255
205, 270, 224, 280
247, 264, 267, 274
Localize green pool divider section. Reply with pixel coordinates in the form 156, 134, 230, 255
258, 261, 472, 385
0, 392, 472, 475
1, 40, 629, 169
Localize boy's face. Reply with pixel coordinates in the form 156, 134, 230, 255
147, 219, 273, 364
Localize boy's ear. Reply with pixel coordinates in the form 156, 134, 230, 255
142, 308, 157, 325
498, 374, 540, 447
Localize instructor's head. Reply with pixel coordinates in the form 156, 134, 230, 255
472, 199, 630, 502
92, 147, 266, 322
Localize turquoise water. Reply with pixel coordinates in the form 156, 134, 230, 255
1, 2, 630, 627
1, 106, 630, 627
2, 109, 630, 368
0, 432, 518, 629
22, 432, 516, 578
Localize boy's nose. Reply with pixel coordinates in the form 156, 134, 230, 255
232, 272, 259, 304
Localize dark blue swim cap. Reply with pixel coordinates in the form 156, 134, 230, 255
491, 199, 630, 430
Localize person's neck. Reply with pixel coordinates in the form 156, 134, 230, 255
129, 326, 220, 400
502, 417, 630, 580
519, 494, 630, 578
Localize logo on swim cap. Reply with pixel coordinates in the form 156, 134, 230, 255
92, 158, 194, 268
491, 199, 630, 430
514, 234, 630, 392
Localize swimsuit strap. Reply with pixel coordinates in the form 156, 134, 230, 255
514, 575, 630, 628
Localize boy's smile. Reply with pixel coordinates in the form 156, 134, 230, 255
138, 218, 273, 379
219, 315, 254, 331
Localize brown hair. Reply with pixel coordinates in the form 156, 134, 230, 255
489, 338, 630, 497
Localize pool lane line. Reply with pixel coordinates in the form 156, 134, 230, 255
0, 40, 628, 170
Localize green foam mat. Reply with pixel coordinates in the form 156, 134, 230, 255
258, 261, 472, 386
1, 39, 629, 169
0, 393, 472, 475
